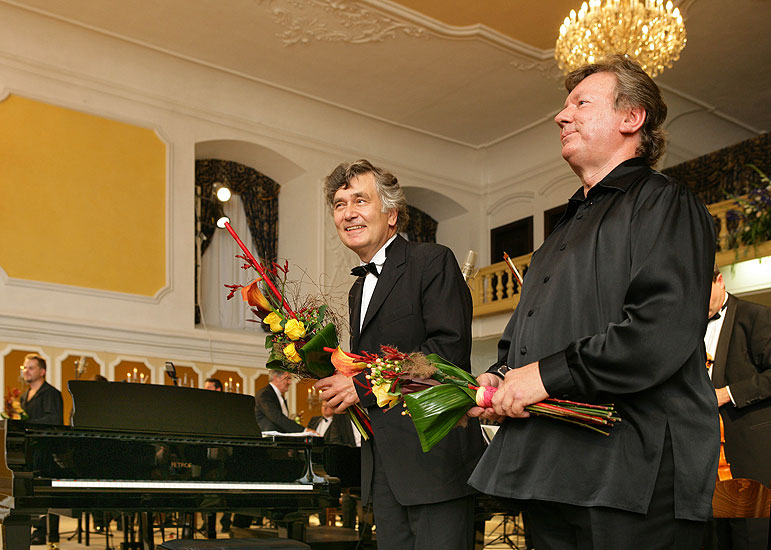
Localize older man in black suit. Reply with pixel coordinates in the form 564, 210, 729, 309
255, 370, 310, 433
705, 266, 771, 549
315, 159, 485, 550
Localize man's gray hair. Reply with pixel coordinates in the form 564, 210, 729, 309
323, 159, 409, 232
268, 370, 288, 382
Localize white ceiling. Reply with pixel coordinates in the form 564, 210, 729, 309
3, 0, 769, 148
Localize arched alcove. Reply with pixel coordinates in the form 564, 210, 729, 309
402, 187, 467, 222
195, 140, 304, 184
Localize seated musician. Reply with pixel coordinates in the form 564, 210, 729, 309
254, 370, 315, 434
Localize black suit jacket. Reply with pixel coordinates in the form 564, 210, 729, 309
254, 384, 303, 433
309, 414, 357, 446
350, 236, 485, 506
713, 294, 771, 484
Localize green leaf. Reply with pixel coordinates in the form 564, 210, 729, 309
266, 347, 288, 371
404, 384, 476, 452
265, 334, 274, 350
298, 323, 339, 379
316, 304, 327, 323
424, 354, 478, 385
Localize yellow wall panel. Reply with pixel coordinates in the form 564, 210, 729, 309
0, 95, 166, 296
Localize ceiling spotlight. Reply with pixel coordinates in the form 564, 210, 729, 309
216, 216, 231, 229
213, 182, 232, 202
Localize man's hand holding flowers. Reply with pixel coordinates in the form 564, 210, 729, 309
468, 362, 548, 421
315, 373, 360, 413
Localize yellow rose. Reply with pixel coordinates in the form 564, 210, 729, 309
371, 382, 399, 409
284, 319, 307, 341
263, 311, 284, 333
283, 343, 302, 363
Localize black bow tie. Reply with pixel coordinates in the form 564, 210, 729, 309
709, 303, 727, 322
351, 262, 379, 278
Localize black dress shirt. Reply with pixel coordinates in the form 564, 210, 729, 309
470, 158, 719, 521
21, 381, 63, 426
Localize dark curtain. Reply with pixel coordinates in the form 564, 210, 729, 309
195, 159, 280, 261
195, 158, 280, 323
405, 205, 438, 243
662, 133, 770, 205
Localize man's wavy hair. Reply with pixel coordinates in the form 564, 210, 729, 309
324, 159, 409, 233
565, 54, 668, 166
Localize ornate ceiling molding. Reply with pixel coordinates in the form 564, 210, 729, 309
259, 0, 553, 62
260, 0, 428, 46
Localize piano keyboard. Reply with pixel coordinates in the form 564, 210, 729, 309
50, 480, 314, 491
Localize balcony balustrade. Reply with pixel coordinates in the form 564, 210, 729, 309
471, 196, 770, 317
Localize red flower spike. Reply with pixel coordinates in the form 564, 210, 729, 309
224, 222, 296, 319
224, 284, 243, 300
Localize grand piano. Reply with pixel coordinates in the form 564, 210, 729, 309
0, 381, 340, 550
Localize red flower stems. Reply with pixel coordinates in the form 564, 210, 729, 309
223, 221, 296, 319
473, 385, 619, 432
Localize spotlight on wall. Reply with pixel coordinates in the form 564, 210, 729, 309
212, 182, 232, 202
216, 215, 231, 229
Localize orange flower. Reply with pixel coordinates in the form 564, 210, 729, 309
241, 279, 272, 319
329, 346, 368, 377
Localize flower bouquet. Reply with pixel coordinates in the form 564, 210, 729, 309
725, 164, 771, 256
328, 345, 621, 453
223, 222, 340, 377
223, 222, 372, 438
1, 388, 28, 420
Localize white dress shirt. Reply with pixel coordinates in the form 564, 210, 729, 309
316, 416, 332, 437
359, 235, 398, 331
269, 382, 289, 417
704, 294, 734, 404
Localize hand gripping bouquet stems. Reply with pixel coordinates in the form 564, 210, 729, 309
327, 345, 621, 453
223, 222, 372, 438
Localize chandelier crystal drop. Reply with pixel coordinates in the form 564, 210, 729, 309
555, 0, 687, 77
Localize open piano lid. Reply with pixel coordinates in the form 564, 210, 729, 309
68, 380, 261, 438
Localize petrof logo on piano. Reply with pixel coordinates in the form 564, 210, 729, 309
170, 461, 193, 470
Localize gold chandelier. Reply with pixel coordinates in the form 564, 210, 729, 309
555, 0, 687, 77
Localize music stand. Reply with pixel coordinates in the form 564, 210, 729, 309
485, 513, 525, 549
165, 361, 179, 386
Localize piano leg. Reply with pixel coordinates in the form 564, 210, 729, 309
2, 513, 32, 550
206, 513, 216, 540
84, 513, 90, 546
139, 512, 154, 550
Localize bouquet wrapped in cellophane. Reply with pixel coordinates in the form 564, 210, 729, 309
223, 222, 372, 439
327, 345, 621, 452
